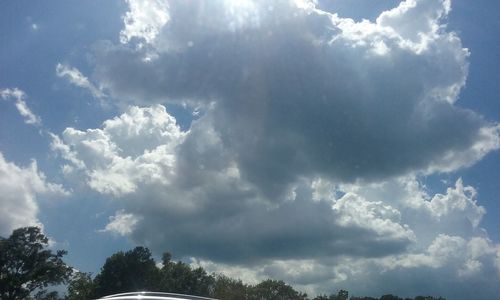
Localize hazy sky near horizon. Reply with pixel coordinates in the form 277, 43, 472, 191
1, 0, 500, 299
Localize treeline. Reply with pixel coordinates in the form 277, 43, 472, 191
1, 227, 446, 300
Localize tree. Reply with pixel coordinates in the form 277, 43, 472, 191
159, 252, 214, 297
0, 227, 72, 300
313, 296, 330, 300
65, 272, 95, 300
211, 274, 250, 300
313, 290, 348, 300
93, 246, 161, 297
337, 290, 348, 300
249, 279, 308, 300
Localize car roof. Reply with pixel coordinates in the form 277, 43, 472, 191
98, 292, 218, 300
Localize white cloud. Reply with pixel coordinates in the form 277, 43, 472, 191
120, 0, 170, 45
53, 105, 417, 260
1, 88, 41, 126
49, 133, 86, 170
378, 233, 500, 283
332, 192, 415, 242
92, 0, 499, 198
99, 210, 141, 236
377, 0, 451, 43
0, 152, 68, 236
55, 63, 105, 99
427, 178, 485, 227
51, 105, 184, 196
192, 231, 500, 299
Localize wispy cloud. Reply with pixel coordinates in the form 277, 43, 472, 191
1, 88, 42, 126
56, 63, 106, 100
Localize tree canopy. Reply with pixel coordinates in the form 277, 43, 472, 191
1, 227, 448, 300
66, 246, 448, 300
250, 279, 308, 300
0, 227, 72, 300
93, 246, 161, 297
65, 272, 94, 300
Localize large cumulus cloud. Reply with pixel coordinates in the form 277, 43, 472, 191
51, 104, 500, 298
52, 106, 416, 262
92, 0, 499, 197
51, 0, 500, 298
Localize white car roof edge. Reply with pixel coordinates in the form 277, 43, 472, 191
99, 291, 218, 300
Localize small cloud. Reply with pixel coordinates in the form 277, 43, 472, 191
99, 210, 141, 236
120, 0, 170, 44
0, 88, 42, 126
55, 63, 106, 100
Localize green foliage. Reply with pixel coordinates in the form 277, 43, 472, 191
0, 227, 72, 300
0, 228, 448, 300
65, 272, 95, 300
212, 274, 250, 300
31, 290, 61, 300
93, 246, 161, 297
248, 279, 308, 300
67, 246, 448, 300
159, 252, 214, 296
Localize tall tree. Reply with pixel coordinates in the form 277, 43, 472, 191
0, 227, 72, 300
93, 246, 161, 297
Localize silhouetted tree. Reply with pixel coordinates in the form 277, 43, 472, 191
93, 246, 160, 297
0, 227, 72, 300
312, 290, 348, 300
380, 295, 403, 300
249, 279, 308, 300
211, 274, 250, 300
65, 272, 96, 300
159, 252, 214, 296
31, 290, 61, 300
63, 246, 448, 300
335, 289, 348, 300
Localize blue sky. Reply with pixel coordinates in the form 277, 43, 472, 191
1, 1, 500, 299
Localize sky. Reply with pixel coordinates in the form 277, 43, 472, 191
1, 0, 500, 299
